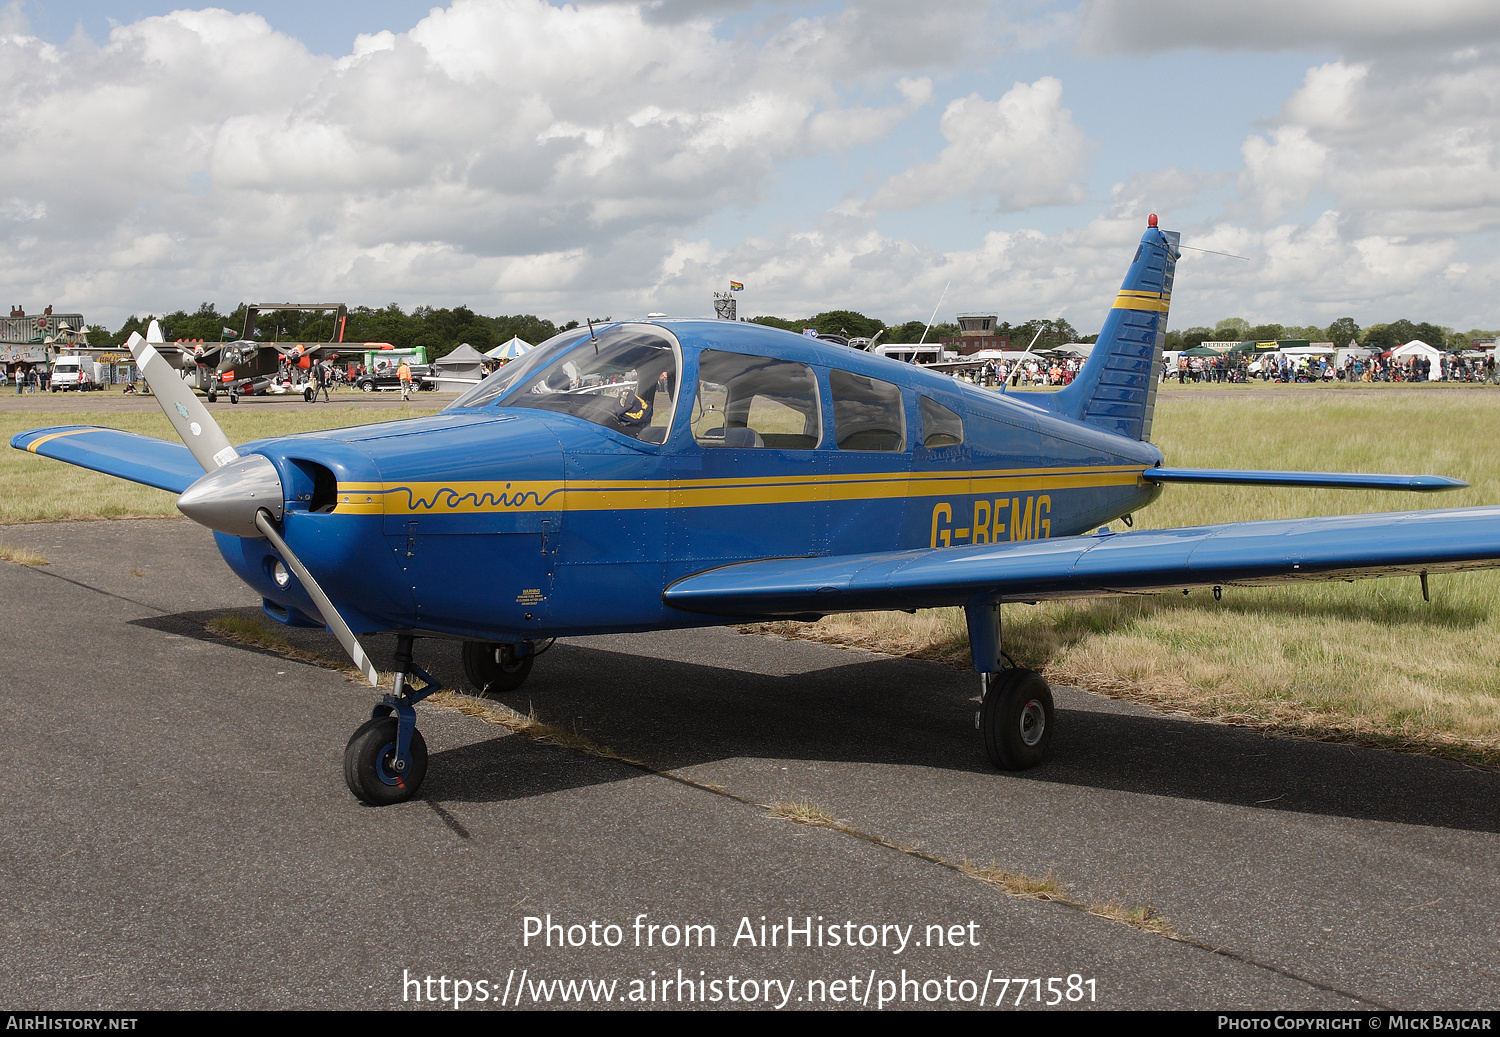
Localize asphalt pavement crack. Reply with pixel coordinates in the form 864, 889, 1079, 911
432, 691, 1390, 1004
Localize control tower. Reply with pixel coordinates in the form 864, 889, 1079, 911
956, 312, 998, 336
945, 311, 1009, 355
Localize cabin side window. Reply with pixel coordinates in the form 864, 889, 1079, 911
692, 350, 821, 449
829, 370, 906, 451
919, 396, 964, 449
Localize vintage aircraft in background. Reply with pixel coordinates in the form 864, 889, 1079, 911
164, 303, 396, 402
16, 216, 1500, 805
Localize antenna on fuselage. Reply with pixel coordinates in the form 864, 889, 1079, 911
587, 318, 598, 353
1177, 243, 1249, 261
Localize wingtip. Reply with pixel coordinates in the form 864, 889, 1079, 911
1415, 476, 1470, 492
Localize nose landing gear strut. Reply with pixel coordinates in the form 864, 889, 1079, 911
344, 634, 441, 805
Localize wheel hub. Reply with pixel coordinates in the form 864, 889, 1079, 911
1019, 699, 1046, 747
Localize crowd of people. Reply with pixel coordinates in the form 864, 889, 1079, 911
1, 366, 46, 393
943, 357, 1087, 388
933, 349, 1500, 389
1165, 351, 1499, 384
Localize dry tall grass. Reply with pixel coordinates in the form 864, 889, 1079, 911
757, 393, 1500, 764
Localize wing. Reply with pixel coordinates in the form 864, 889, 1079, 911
12, 426, 202, 494
1144, 467, 1466, 492
663, 506, 1500, 618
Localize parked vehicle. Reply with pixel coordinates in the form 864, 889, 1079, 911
354, 363, 436, 392
50, 356, 95, 392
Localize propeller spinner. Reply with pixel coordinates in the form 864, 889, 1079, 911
127, 332, 380, 686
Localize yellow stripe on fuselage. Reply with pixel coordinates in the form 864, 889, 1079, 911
25, 428, 94, 453
334, 465, 1148, 517
1112, 289, 1171, 313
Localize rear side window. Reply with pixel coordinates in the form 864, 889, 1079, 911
693, 350, 821, 449
920, 396, 964, 448
830, 370, 905, 451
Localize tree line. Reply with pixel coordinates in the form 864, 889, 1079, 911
1169, 317, 1497, 353
88, 302, 570, 359
83, 302, 1498, 359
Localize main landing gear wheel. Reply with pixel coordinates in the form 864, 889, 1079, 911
462, 641, 533, 695
207, 386, 217, 403
344, 716, 428, 805
980, 668, 1054, 770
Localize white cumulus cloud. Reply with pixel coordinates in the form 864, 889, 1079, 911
0, 0, 969, 323
870, 78, 1092, 212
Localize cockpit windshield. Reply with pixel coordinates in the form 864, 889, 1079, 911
491, 323, 680, 443
443, 328, 591, 411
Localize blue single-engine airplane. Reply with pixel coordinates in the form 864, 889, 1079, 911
15, 217, 1500, 804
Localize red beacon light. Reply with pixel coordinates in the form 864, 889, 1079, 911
1148, 213, 1158, 228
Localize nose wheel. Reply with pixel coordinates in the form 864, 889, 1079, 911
345, 716, 429, 805
344, 635, 441, 805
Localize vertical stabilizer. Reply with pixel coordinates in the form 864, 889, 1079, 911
1050, 218, 1179, 442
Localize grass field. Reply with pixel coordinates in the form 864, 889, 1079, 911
0, 404, 440, 524
5, 390, 1500, 764
753, 391, 1500, 767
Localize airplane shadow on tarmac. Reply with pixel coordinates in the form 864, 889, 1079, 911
134, 608, 1500, 835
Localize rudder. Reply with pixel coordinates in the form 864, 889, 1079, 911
1051, 217, 1179, 442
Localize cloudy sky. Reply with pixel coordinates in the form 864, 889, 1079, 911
3, 0, 1499, 334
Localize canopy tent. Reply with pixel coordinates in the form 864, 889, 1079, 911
1181, 345, 1221, 357
485, 336, 533, 360
1392, 339, 1442, 358
1227, 340, 1279, 354
430, 343, 488, 388
1390, 340, 1443, 380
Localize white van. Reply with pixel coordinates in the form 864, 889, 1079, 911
51, 356, 93, 392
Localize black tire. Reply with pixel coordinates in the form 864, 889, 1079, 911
344, 716, 428, 805
980, 669, 1053, 770
360, 381, 374, 393
462, 641, 534, 695
207, 387, 217, 402
230, 392, 239, 404
304, 386, 315, 402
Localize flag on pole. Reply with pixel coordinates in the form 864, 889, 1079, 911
221, 327, 236, 339
729, 281, 744, 292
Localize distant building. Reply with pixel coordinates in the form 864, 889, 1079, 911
956, 312, 997, 335
877, 343, 944, 364
1, 308, 85, 370
931, 311, 1009, 355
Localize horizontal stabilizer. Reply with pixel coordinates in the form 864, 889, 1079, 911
1144, 467, 1467, 492
664, 505, 1500, 617
11, 426, 203, 494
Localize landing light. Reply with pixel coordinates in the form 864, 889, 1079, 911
273, 560, 291, 588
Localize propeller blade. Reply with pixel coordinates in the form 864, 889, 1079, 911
127, 331, 238, 472
254, 509, 380, 687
